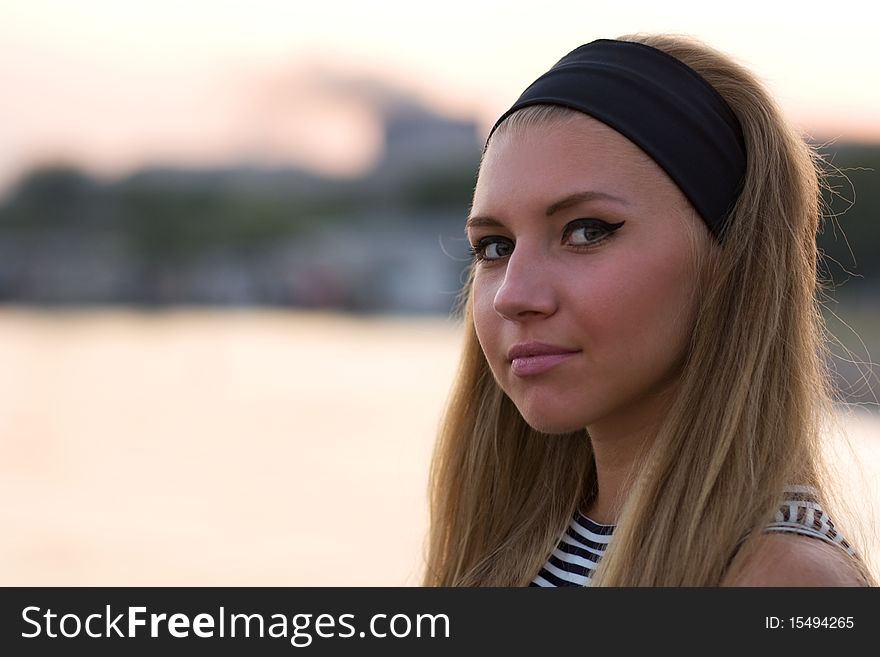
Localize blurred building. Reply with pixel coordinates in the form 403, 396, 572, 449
374, 103, 482, 183
0, 95, 480, 314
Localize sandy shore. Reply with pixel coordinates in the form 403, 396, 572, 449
1, 308, 877, 585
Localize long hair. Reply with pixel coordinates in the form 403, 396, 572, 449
422, 32, 877, 586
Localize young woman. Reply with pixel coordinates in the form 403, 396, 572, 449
423, 33, 876, 586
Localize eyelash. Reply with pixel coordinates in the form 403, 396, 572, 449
468, 219, 625, 264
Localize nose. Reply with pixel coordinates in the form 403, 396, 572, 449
492, 243, 557, 321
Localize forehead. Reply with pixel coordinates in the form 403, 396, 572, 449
473, 114, 684, 215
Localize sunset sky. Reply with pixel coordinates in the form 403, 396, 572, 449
1, 0, 878, 197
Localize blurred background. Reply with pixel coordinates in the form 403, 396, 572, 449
1, 0, 878, 585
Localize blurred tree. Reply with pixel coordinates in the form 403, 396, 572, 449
816, 143, 880, 293
1, 164, 98, 229
0, 143, 877, 305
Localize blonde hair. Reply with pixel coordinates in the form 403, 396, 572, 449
423, 33, 877, 586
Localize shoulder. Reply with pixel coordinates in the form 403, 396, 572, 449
721, 533, 866, 587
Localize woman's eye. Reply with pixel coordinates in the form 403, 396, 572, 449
471, 237, 513, 262
565, 219, 625, 246
469, 220, 624, 262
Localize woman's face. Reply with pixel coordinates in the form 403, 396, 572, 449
468, 114, 712, 435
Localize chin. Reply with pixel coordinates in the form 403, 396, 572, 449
517, 409, 586, 435
503, 388, 590, 435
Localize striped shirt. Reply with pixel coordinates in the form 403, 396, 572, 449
530, 485, 856, 587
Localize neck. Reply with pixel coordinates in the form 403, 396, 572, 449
582, 381, 678, 525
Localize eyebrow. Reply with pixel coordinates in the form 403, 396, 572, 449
465, 190, 628, 230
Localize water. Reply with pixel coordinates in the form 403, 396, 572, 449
0, 308, 877, 584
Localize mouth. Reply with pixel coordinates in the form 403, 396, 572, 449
507, 341, 581, 377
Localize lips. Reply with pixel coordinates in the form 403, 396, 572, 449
507, 341, 581, 377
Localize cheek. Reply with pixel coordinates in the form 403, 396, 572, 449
586, 253, 698, 372
471, 277, 501, 360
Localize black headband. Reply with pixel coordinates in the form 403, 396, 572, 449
485, 39, 747, 240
